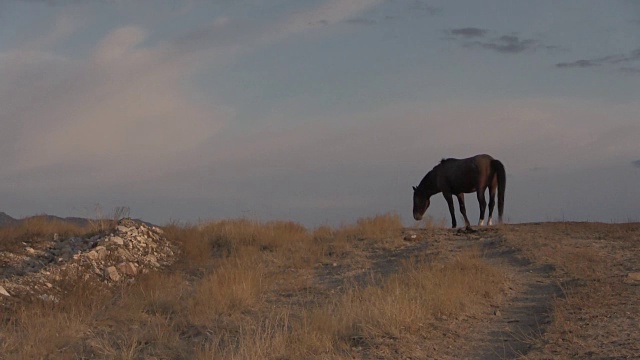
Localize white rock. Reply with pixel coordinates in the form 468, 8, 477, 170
0, 285, 10, 297
104, 266, 121, 281
116, 226, 131, 233
627, 272, 640, 282
38, 294, 59, 303
95, 246, 108, 259
110, 236, 124, 245
117, 262, 138, 276
144, 254, 160, 267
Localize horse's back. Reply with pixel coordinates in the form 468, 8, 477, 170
472, 154, 494, 167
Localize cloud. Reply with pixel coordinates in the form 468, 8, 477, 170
556, 48, 640, 72
633, 160, 640, 169
407, 1, 442, 16
1, 1, 385, 186
447, 27, 487, 38
468, 35, 548, 54
556, 59, 599, 68
446, 30, 556, 54
337, 1, 440, 27
345, 17, 378, 26
0, 24, 230, 183
620, 67, 640, 74
194, 97, 640, 177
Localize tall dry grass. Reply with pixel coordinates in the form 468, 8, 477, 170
0, 214, 505, 359
0, 216, 93, 252
302, 250, 505, 344
335, 213, 404, 241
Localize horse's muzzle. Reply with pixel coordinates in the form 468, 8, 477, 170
413, 213, 423, 221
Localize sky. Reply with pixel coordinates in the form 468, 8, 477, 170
1, 0, 639, 227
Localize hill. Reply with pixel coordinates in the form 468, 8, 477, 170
0, 212, 17, 226
1, 216, 639, 359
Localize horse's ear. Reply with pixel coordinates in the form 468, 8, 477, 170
412, 186, 417, 192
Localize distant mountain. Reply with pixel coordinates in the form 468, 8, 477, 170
0, 212, 156, 228
0, 212, 17, 226
25, 215, 93, 228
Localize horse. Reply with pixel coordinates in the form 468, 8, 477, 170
412, 154, 506, 229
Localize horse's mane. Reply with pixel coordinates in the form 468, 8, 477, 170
434, 158, 456, 169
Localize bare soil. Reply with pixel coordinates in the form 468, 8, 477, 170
2, 221, 639, 359
266, 222, 640, 359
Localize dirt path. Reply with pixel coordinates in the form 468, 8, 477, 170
280, 223, 640, 359
4, 221, 637, 359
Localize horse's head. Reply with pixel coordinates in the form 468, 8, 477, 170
412, 186, 430, 220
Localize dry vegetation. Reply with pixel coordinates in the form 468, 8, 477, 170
0, 216, 94, 252
5, 214, 636, 359
0, 212, 510, 359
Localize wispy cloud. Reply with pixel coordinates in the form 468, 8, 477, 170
477, 35, 536, 53
0, 25, 230, 181
556, 48, 640, 73
407, 0, 442, 16
340, 1, 441, 27
448, 27, 487, 38
445, 29, 557, 54
556, 59, 599, 68
1, 0, 385, 185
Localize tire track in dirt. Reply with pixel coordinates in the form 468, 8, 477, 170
310, 226, 562, 359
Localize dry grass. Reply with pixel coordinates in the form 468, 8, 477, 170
0, 214, 507, 359
410, 214, 448, 229
335, 213, 404, 241
0, 216, 94, 252
309, 250, 504, 342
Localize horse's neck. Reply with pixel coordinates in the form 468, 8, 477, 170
420, 171, 441, 196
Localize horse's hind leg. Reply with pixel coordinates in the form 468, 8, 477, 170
456, 193, 471, 229
487, 178, 497, 225
477, 188, 487, 226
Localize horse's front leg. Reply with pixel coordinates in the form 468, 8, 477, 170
443, 192, 457, 228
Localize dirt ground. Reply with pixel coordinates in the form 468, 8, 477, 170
2, 221, 639, 359
270, 222, 640, 359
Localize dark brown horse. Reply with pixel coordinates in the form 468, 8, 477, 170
412, 154, 506, 229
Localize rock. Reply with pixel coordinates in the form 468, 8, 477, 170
403, 233, 422, 242
95, 246, 108, 259
25, 247, 36, 255
117, 248, 133, 260
104, 266, 121, 282
117, 262, 138, 276
144, 254, 159, 267
494, 309, 501, 316
110, 236, 124, 245
37, 294, 59, 303
116, 225, 131, 233
627, 272, 640, 282
0, 285, 10, 297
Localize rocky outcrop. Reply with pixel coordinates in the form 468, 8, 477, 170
0, 218, 178, 303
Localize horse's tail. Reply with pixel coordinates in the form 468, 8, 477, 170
491, 159, 506, 223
